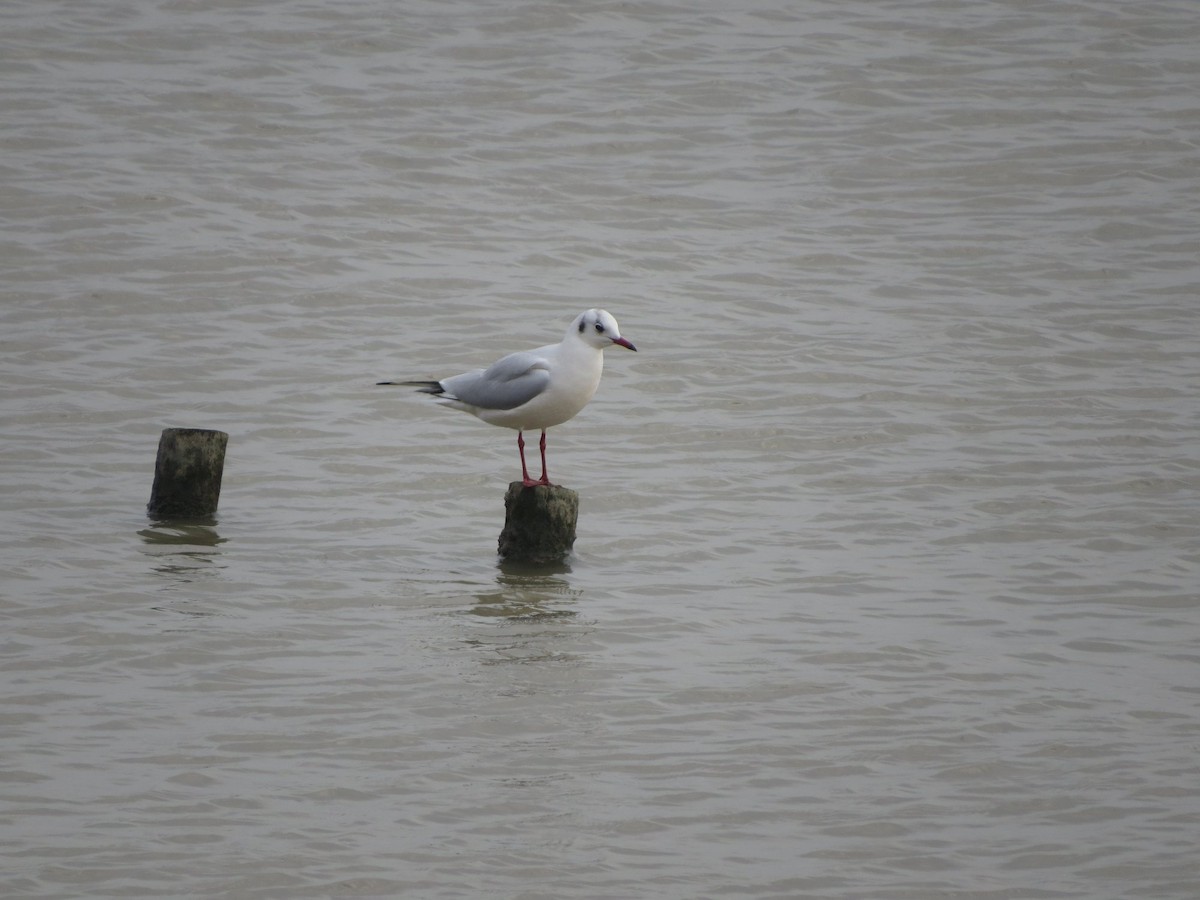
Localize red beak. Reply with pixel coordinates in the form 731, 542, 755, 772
612, 337, 637, 351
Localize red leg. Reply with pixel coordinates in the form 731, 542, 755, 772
513, 434, 542, 489
537, 430, 550, 485
518, 431, 535, 486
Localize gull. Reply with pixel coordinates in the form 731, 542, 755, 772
379, 309, 636, 487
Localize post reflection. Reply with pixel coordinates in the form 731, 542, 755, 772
463, 564, 589, 663
469, 559, 580, 619
138, 521, 226, 583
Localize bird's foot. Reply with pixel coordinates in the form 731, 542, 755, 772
521, 477, 554, 489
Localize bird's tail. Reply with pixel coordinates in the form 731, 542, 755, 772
376, 379, 445, 395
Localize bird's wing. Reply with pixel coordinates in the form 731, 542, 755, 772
441, 351, 551, 411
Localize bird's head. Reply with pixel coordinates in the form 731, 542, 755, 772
574, 308, 636, 352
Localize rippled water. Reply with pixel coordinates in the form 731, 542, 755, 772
3, 0, 1199, 897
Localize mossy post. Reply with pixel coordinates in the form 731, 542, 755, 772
147, 428, 228, 520
498, 483, 579, 563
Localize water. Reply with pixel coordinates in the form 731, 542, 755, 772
3, 0, 1198, 897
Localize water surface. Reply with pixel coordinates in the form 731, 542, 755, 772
2, 0, 1198, 897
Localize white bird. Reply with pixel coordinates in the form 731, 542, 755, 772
379, 309, 636, 487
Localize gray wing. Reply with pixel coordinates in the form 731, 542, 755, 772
441, 350, 551, 410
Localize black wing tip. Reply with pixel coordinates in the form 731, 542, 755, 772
377, 380, 444, 395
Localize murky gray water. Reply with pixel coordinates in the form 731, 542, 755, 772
3, 0, 1198, 897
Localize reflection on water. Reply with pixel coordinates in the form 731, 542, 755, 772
464, 564, 586, 663
139, 522, 225, 547
469, 559, 580, 619
138, 522, 226, 583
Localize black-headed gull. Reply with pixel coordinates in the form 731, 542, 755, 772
379, 309, 636, 487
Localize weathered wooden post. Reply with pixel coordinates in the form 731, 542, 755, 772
147, 428, 228, 520
497, 483, 579, 563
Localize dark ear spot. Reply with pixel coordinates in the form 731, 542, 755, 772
578, 319, 586, 333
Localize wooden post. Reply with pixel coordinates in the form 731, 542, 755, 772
147, 428, 228, 520
497, 483, 579, 563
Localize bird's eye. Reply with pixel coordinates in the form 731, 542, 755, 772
594, 322, 605, 333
